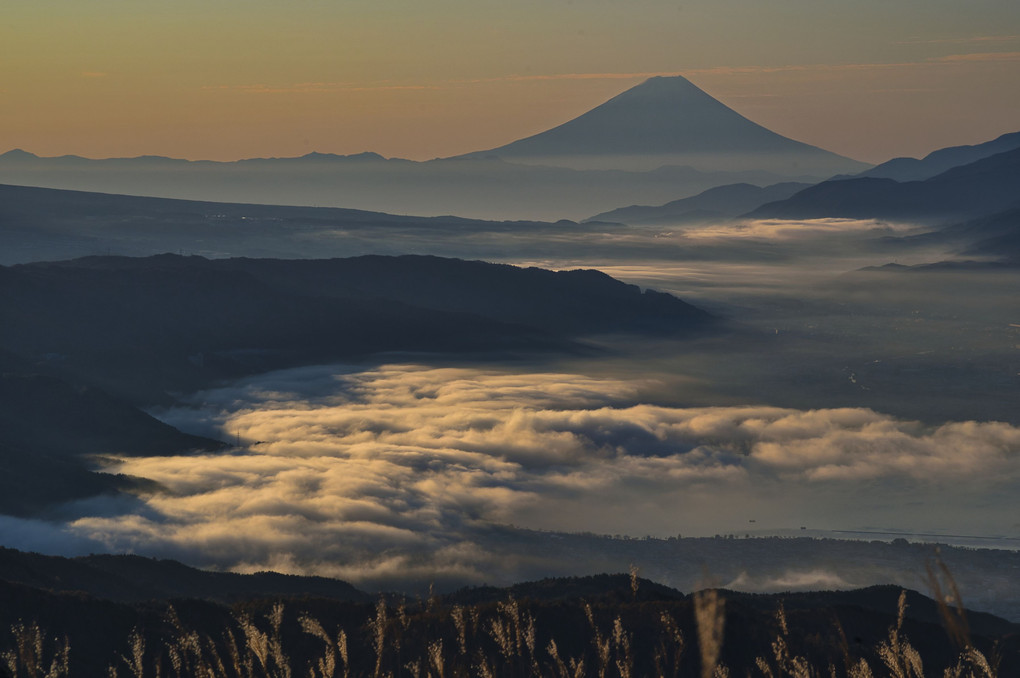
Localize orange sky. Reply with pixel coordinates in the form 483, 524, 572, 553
2, 1, 1018, 164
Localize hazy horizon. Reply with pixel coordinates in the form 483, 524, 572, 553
4, 1, 1019, 165
2, 68, 1018, 166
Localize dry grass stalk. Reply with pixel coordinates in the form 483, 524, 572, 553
472, 653, 495, 678
371, 598, 387, 678
2, 621, 70, 678
755, 656, 775, 678
694, 589, 725, 678
486, 617, 512, 663
612, 616, 634, 678
876, 591, 924, 678
926, 553, 972, 651
450, 606, 467, 657
943, 646, 998, 678
847, 658, 874, 678
653, 610, 684, 678
585, 603, 611, 678
426, 639, 444, 678
765, 605, 811, 678
547, 639, 569, 678
118, 628, 146, 678
299, 614, 351, 678
402, 657, 421, 678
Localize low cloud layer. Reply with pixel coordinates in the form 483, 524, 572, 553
680, 218, 903, 242
15, 363, 1008, 591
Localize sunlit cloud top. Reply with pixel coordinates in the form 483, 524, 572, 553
4, 363, 1006, 591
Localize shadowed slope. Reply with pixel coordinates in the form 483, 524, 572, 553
749, 146, 1020, 224
586, 181, 811, 225
0, 254, 713, 403
860, 130, 1020, 182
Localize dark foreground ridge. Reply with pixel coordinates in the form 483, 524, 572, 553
0, 254, 713, 515
0, 254, 711, 402
0, 546, 1017, 677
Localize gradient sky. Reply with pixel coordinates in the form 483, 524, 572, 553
3, 0, 1018, 164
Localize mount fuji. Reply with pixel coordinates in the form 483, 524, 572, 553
457, 75, 868, 175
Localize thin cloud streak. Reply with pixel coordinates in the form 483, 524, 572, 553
687, 52, 1020, 76
201, 53, 1020, 97
929, 51, 1020, 63
894, 35, 1020, 46
201, 72, 683, 95
202, 82, 439, 94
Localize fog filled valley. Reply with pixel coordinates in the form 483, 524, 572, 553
3, 186, 1019, 595
2, 72, 1020, 676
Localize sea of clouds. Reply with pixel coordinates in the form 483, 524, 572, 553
7, 362, 1006, 590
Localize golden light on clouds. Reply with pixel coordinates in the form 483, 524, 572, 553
45, 363, 1020, 588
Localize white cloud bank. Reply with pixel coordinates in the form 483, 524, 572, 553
32, 364, 1020, 589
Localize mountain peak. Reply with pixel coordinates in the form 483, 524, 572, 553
298, 151, 386, 162
619, 73, 703, 92
455, 75, 868, 175
0, 149, 39, 161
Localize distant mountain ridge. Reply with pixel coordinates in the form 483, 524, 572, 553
859, 130, 1020, 182
0, 150, 805, 222
0, 148, 395, 166
748, 145, 1020, 224
586, 181, 811, 225
0, 76, 867, 220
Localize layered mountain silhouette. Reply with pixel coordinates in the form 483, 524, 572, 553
586, 181, 811, 225
0, 254, 712, 402
0, 349, 223, 516
0, 254, 712, 514
0, 547, 368, 604
457, 75, 869, 175
958, 208, 1020, 260
0, 181, 512, 265
0, 151, 801, 222
860, 206, 1020, 271
0, 76, 869, 220
748, 146, 1020, 224
859, 130, 1020, 182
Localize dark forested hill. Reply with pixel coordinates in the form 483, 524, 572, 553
0, 547, 1017, 677
0, 254, 711, 402
0, 349, 223, 516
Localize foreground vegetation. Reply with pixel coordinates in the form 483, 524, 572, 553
2, 568, 1013, 678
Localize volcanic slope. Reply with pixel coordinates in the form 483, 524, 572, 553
458, 75, 869, 175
